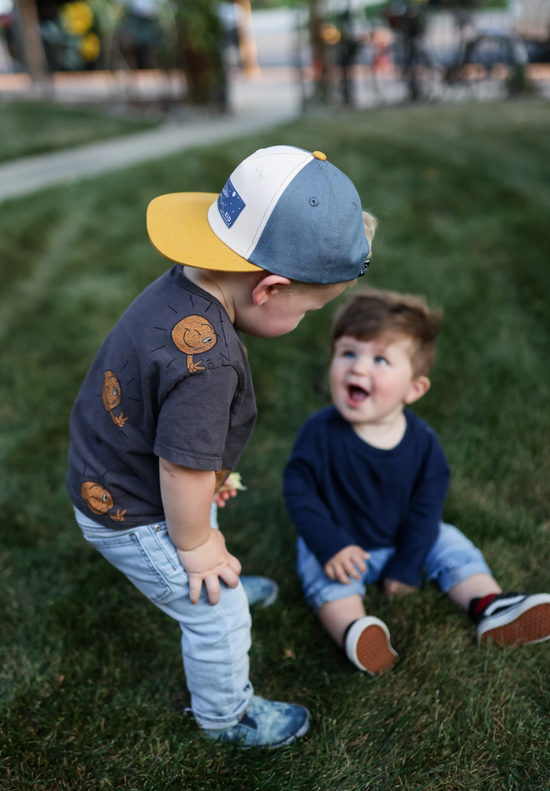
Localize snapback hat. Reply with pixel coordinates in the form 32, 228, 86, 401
147, 145, 370, 285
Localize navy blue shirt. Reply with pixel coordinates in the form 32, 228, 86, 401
283, 406, 450, 587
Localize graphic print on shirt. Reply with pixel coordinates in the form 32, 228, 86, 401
102, 370, 129, 427
81, 481, 127, 522
171, 314, 218, 374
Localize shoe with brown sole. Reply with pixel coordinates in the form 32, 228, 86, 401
344, 616, 398, 675
476, 592, 550, 646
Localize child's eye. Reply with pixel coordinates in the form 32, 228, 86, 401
374, 356, 389, 366
342, 350, 355, 359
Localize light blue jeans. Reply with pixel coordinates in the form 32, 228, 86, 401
297, 522, 493, 613
74, 504, 253, 730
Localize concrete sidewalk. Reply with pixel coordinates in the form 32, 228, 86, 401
0, 77, 300, 203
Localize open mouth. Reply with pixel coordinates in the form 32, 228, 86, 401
347, 384, 369, 405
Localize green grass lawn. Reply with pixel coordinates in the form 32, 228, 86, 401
1, 100, 550, 790
0, 101, 160, 164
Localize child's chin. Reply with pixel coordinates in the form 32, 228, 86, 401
337, 402, 364, 421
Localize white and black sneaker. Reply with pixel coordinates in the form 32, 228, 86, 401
344, 616, 398, 675
472, 592, 550, 646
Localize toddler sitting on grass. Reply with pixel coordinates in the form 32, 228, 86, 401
284, 288, 550, 674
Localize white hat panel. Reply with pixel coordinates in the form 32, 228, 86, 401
207, 146, 313, 260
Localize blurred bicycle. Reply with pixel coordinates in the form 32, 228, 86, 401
441, 9, 530, 99
367, 0, 530, 104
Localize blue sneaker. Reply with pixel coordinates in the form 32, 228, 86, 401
201, 695, 310, 747
240, 576, 279, 609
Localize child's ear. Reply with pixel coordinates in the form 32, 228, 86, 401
252, 274, 292, 306
404, 376, 431, 405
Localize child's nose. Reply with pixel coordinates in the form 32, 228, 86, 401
351, 355, 371, 374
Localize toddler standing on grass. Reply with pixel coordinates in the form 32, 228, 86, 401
66, 145, 375, 746
284, 288, 550, 674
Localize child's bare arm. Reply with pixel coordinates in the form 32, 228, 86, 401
324, 546, 370, 585
159, 458, 241, 605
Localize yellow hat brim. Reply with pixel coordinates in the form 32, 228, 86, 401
146, 193, 263, 273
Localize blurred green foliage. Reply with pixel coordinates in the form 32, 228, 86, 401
173, 0, 226, 105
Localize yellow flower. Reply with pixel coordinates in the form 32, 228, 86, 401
61, 2, 93, 36
80, 32, 101, 62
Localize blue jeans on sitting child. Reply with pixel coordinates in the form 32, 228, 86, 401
297, 522, 492, 613
74, 506, 253, 731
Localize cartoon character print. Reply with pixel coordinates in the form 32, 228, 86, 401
102, 371, 128, 428
171, 315, 217, 374
81, 481, 127, 522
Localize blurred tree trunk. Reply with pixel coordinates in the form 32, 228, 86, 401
307, 0, 330, 103
174, 0, 227, 108
13, 0, 50, 90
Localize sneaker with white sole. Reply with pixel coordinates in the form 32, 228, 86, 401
201, 695, 310, 747
240, 576, 279, 609
344, 616, 398, 675
475, 592, 550, 646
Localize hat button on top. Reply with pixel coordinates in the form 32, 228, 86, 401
312, 151, 327, 161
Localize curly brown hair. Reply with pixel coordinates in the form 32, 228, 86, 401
331, 288, 443, 377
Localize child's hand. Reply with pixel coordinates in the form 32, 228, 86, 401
213, 488, 238, 508
177, 528, 242, 606
213, 472, 246, 508
383, 578, 417, 596
324, 545, 370, 585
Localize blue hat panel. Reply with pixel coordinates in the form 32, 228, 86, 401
248, 159, 369, 284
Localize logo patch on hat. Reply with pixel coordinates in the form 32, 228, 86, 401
217, 178, 246, 229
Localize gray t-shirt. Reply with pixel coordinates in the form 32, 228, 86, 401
66, 266, 257, 529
